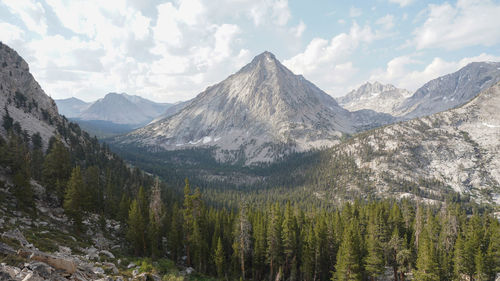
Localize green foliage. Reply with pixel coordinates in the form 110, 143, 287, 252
127, 199, 146, 256
42, 137, 71, 201
63, 166, 84, 229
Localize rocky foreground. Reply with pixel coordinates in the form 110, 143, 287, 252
0, 182, 192, 281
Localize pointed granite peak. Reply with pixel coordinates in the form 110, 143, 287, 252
252, 51, 277, 62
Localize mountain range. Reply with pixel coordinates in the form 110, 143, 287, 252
113, 52, 394, 164
337, 81, 411, 114
2, 42, 500, 204
55, 93, 179, 138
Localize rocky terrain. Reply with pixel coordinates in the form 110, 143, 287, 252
0, 178, 195, 281
0, 42, 62, 149
313, 80, 500, 204
114, 52, 393, 164
338, 81, 411, 115
396, 61, 500, 119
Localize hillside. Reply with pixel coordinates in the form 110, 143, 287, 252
307, 80, 500, 204
397, 61, 500, 119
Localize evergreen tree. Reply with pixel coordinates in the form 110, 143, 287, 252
149, 178, 165, 260
267, 202, 282, 281
234, 203, 252, 279
282, 201, 298, 280
364, 216, 385, 281
301, 224, 316, 281
333, 219, 362, 281
127, 199, 146, 256
2, 107, 13, 131
63, 166, 84, 229
214, 236, 225, 278
42, 138, 71, 202
414, 227, 439, 281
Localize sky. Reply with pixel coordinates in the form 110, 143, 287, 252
1, 0, 500, 103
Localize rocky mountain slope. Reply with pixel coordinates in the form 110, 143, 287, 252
338, 81, 411, 114
55, 97, 91, 118
396, 61, 500, 119
76, 93, 171, 126
114, 52, 392, 164
311, 80, 500, 204
0, 42, 63, 148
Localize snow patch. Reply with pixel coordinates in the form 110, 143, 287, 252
202, 136, 212, 144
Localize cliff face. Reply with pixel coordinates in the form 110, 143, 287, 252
0, 42, 62, 148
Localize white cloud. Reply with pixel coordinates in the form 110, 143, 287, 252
349, 7, 362, 18
290, 20, 306, 37
388, 0, 414, 7
2, 0, 48, 35
376, 14, 395, 30
247, 0, 291, 26
414, 0, 500, 50
370, 53, 500, 90
284, 22, 381, 95
0, 22, 25, 43
153, 2, 183, 47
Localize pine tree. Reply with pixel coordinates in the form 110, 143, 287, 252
234, 203, 252, 279
485, 220, 500, 278
127, 199, 146, 256
252, 213, 267, 281
118, 194, 131, 223
282, 201, 298, 280
42, 138, 71, 202
301, 224, 316, 281
63, 166, 84, 229
149, 178, 165, 260
168, 203, 183, 262
83, 166, 100, 212
214, 236, 225, 278
333, 219, 362, 281
13, 168, 33, 211
474, 247, 487, 281
414, 228, 439, 281
267, 202, 282, 281
365, 216, 385, 281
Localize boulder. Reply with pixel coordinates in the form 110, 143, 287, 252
2, 228, 29, 247
99, 250, 115, 259
17, 249, 76, 274
26, 262, 53, 279
102, 262, 118, 274
0, 264, 20, 279
0, 271, 15, 281
127, 263, 136, 269
20, 272, 43, 281
92, 267, 105, 275
85, 247, 99, 260
0, 243, 16, 255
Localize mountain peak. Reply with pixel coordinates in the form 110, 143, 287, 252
253, 51, 277, 62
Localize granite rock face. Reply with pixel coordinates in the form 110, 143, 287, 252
0, 42, 62, 148
338, 81, 411, 115
115, 52, 390, 164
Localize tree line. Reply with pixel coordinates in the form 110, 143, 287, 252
124, 178, 500, 281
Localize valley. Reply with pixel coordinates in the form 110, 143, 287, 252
1, 1, 500, 280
